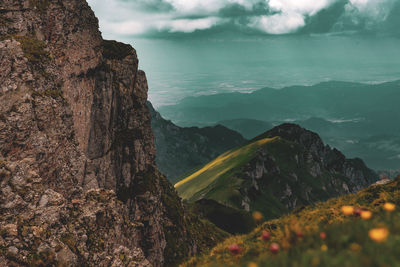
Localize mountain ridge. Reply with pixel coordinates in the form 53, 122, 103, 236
160, 80, 400, 126
176, 124, 378, 220
159, 80, 400, 170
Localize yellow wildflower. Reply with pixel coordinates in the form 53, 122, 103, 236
248, 262, 258, 267
252, 211, 264, 223
361, 210, 372, 220
321, 244, 328, 251
369, 227, 389, 243
341, 205, 354, 216
383, 202, 396, 212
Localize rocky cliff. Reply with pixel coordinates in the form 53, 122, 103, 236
253, 123, 378, 193
148, 102, 246, 183
0, 1, 226, 266
238, 124, 378, 214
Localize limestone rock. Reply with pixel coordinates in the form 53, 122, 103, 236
0, 0, 225, 266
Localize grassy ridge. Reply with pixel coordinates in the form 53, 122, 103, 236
175, 131, 365, 221
183, 177, 400, 266
175, 137, 278, 201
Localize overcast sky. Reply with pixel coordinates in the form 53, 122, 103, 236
87, 0, 399, 38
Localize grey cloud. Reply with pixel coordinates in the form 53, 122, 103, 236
88, 0, 400, 37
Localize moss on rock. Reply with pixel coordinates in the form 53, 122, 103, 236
60, 233, 78, 254
102, 40, 133, 60
43, 89, 63, 99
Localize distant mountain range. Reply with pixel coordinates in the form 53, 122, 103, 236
159, 80, 400, 170
176, 124, 378, 224
218, 119, 273, 139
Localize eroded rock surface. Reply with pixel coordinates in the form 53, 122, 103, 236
0, 1, 226, 266
239, 124, 378, 215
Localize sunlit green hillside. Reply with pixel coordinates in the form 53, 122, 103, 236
175, 124, 376, 222
175, 137, 278, 202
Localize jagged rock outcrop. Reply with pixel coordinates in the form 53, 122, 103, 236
148, 102, 246, 183
254, 124, 378, 191
239, 124, 378, 214
0, 1, 226, 266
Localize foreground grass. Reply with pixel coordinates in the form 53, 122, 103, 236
183, 177, 400, 266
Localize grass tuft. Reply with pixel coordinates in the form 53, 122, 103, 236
13, 35, 49, 64
102, 40, 133, 60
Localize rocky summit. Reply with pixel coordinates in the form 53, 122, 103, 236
0, 1, 226, 266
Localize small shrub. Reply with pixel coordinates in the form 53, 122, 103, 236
27, 250, 56, 266
102, 40, 133, 60
29, 0, 50, 12
13, 35, 49, 64
31, 88, 63, 99
42, 89, 63, 99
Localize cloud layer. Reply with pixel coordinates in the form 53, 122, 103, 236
87, 0, 400, 37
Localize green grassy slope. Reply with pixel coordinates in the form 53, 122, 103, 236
189, 199, 256, 234
183, 177, 400, 267
175, 127, 373, 221
175, 137, 278, 203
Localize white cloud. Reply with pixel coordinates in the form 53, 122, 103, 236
156, 17, 225, 33
251, 12, 305, 34
251, 0, 338, 34
87, 0, 398, 36
268, 0, 336, 15
104, 21, 149, 35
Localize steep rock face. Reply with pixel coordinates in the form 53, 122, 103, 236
0, 0, 154, 192
148, 102, 246, 183
254, 124, 378, 192
0, 35, 153, 266
238, 124, 378, 215
0, 1, 225, 266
